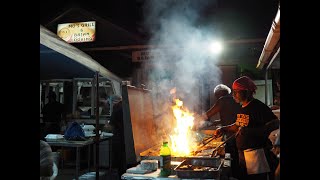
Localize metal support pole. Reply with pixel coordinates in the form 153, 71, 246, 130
265, 70, 268, 105
88, 145, 91, 172
95, 72, 100, 180
76, 147, 80, 180
72, 79, 77, 115
109, 138, 112, 171
91, 78, 95, 117
40, 83, 42, 114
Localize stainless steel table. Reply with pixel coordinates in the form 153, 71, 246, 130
121, 157, 232, 180
121, 169, 222, 180
47, 136, 112, 180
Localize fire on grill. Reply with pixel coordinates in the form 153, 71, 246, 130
140, 98, 225, 161
121, 85, 226, 168
140, 137, 225, 161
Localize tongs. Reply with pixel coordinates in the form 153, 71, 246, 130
193, 135, 219, 154
210, 128, 241, 157
200, 135, 216, 146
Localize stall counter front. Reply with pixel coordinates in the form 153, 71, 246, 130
121, 157, 232, 180
122, 169, 181, 180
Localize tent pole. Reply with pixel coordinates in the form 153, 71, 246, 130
95, 71, 100, 180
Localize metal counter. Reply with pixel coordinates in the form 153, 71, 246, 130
46, 136, 112, 180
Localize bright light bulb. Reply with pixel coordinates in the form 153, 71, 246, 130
209, 41, 223, 54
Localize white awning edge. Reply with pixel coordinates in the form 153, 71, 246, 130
256, 5, 280, 69
40, 25, 123, 84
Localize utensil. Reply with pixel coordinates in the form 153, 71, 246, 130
193, 135, 219, 155
210, 128, 241, 157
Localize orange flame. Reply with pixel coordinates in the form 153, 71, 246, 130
169, 99, 198, 156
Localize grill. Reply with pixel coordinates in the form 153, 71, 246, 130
121, 84, 228, 179
140, 138, 225, 162
174, 157, 223, 179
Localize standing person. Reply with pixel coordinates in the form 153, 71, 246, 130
213, 76, 279, 180
103, 95, 126, 177
198, 84, 241, 126
274, 133, 280, 180
195, 84, 241, 178
42, 91, 66, 136
269, 128, 280, 180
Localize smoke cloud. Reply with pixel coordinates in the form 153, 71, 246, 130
141, 0, 222, 137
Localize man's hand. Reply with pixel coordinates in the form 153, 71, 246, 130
212, 127, 223, 137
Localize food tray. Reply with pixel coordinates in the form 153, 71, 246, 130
174, 157, 223, 179
45, 134, 64, 141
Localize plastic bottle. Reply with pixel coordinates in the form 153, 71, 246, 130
159, 141, 171, 177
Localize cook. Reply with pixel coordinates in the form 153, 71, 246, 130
194, 83, 241, 178
212, 76, 279, 180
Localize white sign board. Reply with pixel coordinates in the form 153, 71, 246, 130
57, 21, 96, 43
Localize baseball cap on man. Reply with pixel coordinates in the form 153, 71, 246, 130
232, 76, 257, 93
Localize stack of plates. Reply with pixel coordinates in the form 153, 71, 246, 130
101, 132, 113, 137
85, 130, 103, 137
82, 125, 95, 132
45, 134, 64, 141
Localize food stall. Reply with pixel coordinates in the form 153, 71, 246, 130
40, 24, 123, 179
40, 24, 122, 120
119, 83, 233, 179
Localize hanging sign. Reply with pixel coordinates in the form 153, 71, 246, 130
132, 50, 163, 62
57, 21, 96, 43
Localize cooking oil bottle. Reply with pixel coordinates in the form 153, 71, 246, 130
159, 141, 171, 177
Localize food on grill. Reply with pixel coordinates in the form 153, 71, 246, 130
174, 158, 223, 179
178, 165, 217, 171
139, 137, 225, 163
179, 164, 192, 170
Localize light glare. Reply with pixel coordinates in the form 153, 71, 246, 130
209, 41, 223, 54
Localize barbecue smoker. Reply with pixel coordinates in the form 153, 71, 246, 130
121, 84, 231, 179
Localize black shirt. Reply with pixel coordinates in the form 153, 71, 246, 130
207, 95, 241, 126
109, 101, 124, 139
235, 99, 278, 151
42, 101, 65, 123
216, 95, 241, 126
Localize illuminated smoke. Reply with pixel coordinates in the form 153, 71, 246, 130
141, 0, 222, 140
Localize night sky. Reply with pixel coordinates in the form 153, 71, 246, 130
40, 0, 279, 40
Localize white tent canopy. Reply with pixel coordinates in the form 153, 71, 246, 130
40, 25, 122, 95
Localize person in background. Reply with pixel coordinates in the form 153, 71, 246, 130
274, 133, 280, 180
271, 79, 280, 110
269, 128, 280, 180
103, 95, 126, 177
213, 76, 280, 180
42, 91, 66, 136
195, 84, 241, 179
197, 84, 241, 126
